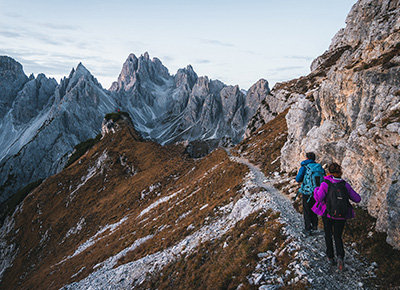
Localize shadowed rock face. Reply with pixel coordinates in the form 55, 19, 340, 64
249, 0, 400, 249
0, 56, 28, 117
0, 61, 117, 203
0, 54, 269, 202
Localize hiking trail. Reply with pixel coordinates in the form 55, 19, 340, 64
228, 154, 375, 290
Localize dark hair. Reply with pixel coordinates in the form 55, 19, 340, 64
328, 162, 342, 174
306, 152, 316, 161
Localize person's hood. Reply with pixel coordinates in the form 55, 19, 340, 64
324, 175, 344, 183
300, 159, 316, 166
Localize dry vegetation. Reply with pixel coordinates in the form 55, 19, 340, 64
1, 120, 251, 289
231, 109, 289, 178
139, 209, 306, 290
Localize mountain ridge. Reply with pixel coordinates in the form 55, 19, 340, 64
0, 53, 269, 203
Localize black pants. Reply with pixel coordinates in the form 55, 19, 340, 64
322, 216, 346, 259
302, 195, 318, 230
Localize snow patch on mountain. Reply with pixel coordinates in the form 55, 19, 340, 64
93, 235, 154, 272
0, 205, 22, 281
62, 218, 86, 243
138, 189, 183, 219
67, 150, 109, 206
58, 215, 129, 265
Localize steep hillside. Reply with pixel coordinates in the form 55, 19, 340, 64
0, 117, 301, 289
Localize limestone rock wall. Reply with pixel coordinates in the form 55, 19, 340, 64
248, 0, 400, 248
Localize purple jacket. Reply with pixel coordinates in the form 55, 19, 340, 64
312, 175, 361, 220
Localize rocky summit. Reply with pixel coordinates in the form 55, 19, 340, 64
109, 52, 263, 145
0, 54, 268, 203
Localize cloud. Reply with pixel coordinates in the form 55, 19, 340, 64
3, 12, 23, 19
0, 49, 75, 75
34, 33, 65, 46
269, 66, 305, 72
0, 23, 66, 46
36, 22, 79, 31
195, 59, 212, 64
3, 11, 80, 31
241, 49, 260, 55
158, 55, 175, 62
0, 47, 123, 86
200, 39, 234, 47
0, 29, 22, 38
284, 55, 314, 61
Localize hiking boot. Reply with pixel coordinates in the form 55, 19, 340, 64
328, 257, 336, 267
338, 257, 344, 271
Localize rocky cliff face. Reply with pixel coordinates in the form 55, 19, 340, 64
0, 62, 117, 202
250, 0, 400, 249
0, 56, 28, 118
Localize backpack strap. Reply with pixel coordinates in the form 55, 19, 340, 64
300, 164, 311, 203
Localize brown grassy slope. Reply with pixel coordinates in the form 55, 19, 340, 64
1, 120, 249, 290
231, 108, 289, 177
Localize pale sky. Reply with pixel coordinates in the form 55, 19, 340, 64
0, 0, 356, 90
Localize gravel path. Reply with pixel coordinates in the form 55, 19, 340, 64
229, 155, 375, 290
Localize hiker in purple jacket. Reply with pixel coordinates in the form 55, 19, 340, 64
312, 162, 361, 271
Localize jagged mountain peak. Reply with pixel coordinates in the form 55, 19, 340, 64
110, 52, 170, 92
0, 55, 24, 73
70, 62, 96, 82
65, 62, 95, 82
58, 62, 102, 99
0, 55, 29, 116
76, 62, 90, 74
174, 65, 198, 89
249, 78, 269, 91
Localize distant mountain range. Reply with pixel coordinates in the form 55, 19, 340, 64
0, 54, 270, 202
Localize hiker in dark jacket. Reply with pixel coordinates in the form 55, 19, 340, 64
312, 162, 361, 271
295, 152, 325, 236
